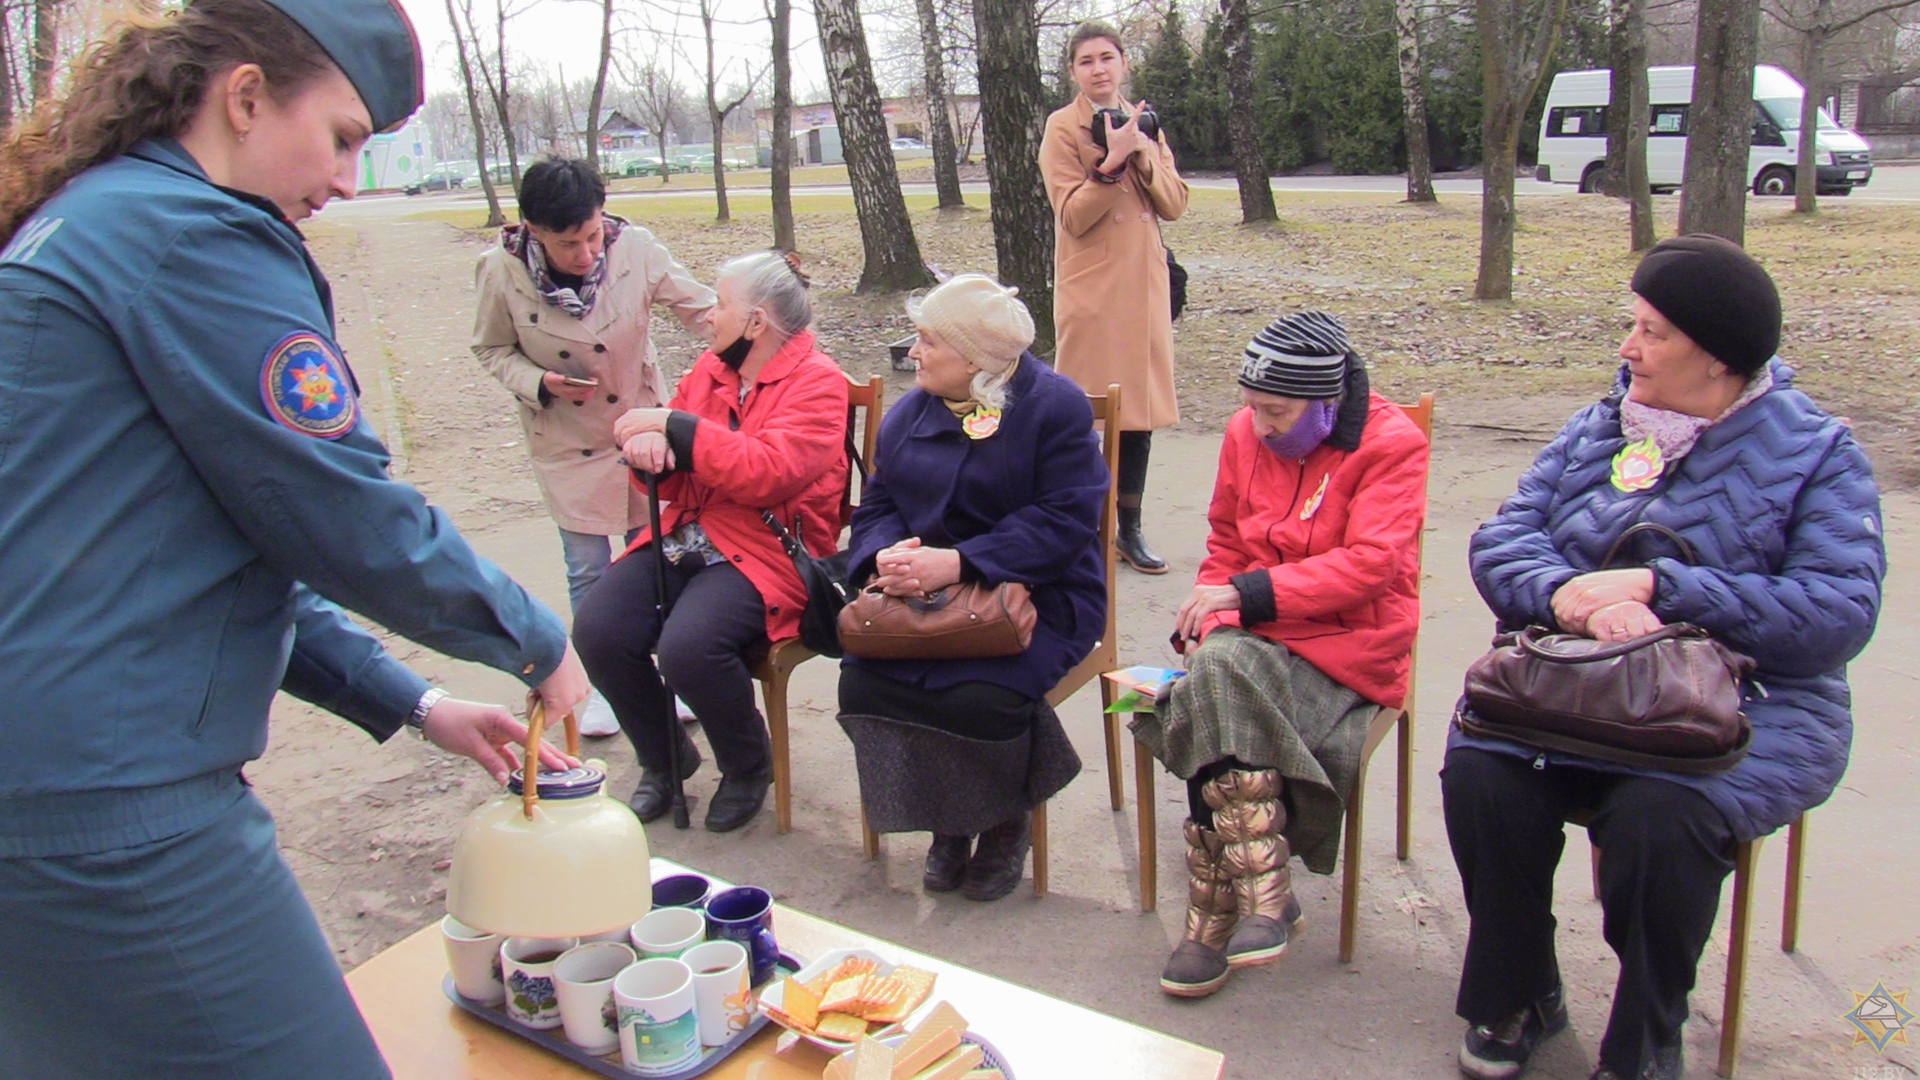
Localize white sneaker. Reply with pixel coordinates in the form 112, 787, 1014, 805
675, 697, 697, 723
578, 688, 621, 737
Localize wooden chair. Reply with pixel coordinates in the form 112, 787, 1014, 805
861, 383, 1125, 898
1579, 811, 1808, 1077
1128, 394, 1433, 951
751, 373, 884, 834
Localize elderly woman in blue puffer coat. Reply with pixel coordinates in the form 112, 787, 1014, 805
1444, 236, 1885, 1080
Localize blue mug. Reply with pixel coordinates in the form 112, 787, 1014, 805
703, 886, 778, 987
651, 873, 713, 910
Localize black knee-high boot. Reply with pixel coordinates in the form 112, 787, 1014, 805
1117, 432, 1166, 573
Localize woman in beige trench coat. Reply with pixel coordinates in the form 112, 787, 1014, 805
1042, 22, 1190, 574
472, 158, 713, 732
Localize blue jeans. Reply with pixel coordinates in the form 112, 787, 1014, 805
560, 528, 641, 616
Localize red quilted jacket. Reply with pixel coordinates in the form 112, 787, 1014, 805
619, 330, 849, 643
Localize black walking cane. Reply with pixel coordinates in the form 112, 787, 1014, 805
641, 468, 692, 830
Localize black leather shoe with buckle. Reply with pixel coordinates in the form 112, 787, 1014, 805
703, 766, 771, 833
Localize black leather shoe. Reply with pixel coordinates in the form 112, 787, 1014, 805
962, 815, 1031, 901
1117, 523, 1169, 574
704, 767, 772, 833
628, 738, 702, 823
924, 834, 972, 892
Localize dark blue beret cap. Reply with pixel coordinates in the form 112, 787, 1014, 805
222, 0, 424, 131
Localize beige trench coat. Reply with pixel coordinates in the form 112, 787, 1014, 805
1042, 94, 1190, 432
472, 226, 713, 535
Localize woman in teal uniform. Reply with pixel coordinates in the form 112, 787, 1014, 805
0, 2, 589, 1076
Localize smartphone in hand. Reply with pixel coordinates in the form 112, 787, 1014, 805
560, 375, 599, 387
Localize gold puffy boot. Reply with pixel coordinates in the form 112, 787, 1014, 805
1157, 819, 1236, 998
1207, 768, 1303, 968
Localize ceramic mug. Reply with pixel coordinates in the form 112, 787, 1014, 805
553, 940, 636, 1054
651, 872, 714, 910
614, 957, 701, 1076
630, 905, 705, 959
441, 914, 506, 1005
704, 886, 778, 988
500, 935, 579, 1029
682, 939, 755, 1047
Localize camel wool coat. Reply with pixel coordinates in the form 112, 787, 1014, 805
472, 225, 713, 535
1041, 94, 1190, 432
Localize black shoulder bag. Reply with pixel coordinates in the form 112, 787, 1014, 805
760, 431, 864, 657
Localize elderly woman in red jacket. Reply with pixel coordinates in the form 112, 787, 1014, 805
1132, 311, 1428, 998
574, 251, 848, 833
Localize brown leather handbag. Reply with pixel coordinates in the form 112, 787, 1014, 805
1457, 623, 1756, 774
837, 581, 1037, 660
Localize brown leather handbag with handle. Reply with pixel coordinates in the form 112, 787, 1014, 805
837, 580, 1037, 660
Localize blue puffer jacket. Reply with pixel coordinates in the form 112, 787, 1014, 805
1453, 361, 1885, 842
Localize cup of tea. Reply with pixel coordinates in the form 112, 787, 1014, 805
500, 935, 579, 1029
651, 872, 714, 910
704, 886, 778, 988
441, 914, 505, 1005
553, 940, 636, 1054
630, 906, 705, 959
614, 958, 701, 1076
682, 939, 755, 1047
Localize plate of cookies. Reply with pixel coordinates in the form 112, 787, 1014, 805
759, 948, 938, 1051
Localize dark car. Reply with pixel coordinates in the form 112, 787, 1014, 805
404, 168, 465, 196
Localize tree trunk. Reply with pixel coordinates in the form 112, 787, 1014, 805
1475, 0, 1568, 300
1395, 0, 1436, 203
815, 0, 932, 292
1222, 0, 1277, 223
493, 4, 521, 191
30, 0, 59, 105
0, 12, 16, 130
972, 0, 1054, 351
769, 0, 796, 250
1792, 12, 1829, 215
585, 0, 615, 173
701, 0, 731, 223
1678, 0, 1759, 243
914, 0, 965, 209
1599, 0, 1630, 195
1621, 0, 1655, 250
447, 0, 506, 228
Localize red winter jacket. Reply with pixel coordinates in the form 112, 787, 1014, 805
1197, 391, 1428, 707
619, 330, 849, 643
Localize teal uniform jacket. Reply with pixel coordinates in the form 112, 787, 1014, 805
0, 139, 568, 858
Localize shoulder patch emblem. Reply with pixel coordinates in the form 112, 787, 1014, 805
260, 331, 357, 438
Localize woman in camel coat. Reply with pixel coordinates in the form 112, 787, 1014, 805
1042, 22, 1189, 573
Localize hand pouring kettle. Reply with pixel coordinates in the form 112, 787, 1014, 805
446, 700, 653, 937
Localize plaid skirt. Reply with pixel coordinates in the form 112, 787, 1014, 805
1130, 627, 1375, 874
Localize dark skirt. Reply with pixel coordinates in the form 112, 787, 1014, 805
838, 666, 1081, 836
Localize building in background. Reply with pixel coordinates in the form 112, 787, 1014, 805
359, 117, 432, 192
754, 93, 982, 166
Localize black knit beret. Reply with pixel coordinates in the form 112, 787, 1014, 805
1629, 234, 1781, 376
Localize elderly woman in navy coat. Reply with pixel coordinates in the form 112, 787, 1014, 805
838, 274, 1108, 902
1447, 236, 1885, 1080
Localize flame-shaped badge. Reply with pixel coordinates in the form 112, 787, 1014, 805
1610, 437, 1665, 492
962, 404, 1002, 440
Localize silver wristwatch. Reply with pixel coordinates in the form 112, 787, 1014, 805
408, 687, 449, 736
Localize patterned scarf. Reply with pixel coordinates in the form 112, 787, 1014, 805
1620, 366, 1774, 464
501, 214, 626, 318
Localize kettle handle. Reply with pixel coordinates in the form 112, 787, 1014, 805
521, 698, 583, 818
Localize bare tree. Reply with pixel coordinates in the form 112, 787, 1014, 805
446, 0, 507, 227
1222, 0, 1278, 221
816, 0, 934, 291
1680, 0, 1761, 241
29, 0, 59, 105
973, 0, 1054, 351
583, 0, 616, 173
1765, 0, 1916, 213
687, 0, 763, 222
914, 0, 966, 208
1395, 0, 1437, 202
1, 6, 15, 129
624, 51, 687, 185
768, 0, 797, 249
1475, 0, 1569, 300
1615, 0, 1658, 249
461, 0, 528, 191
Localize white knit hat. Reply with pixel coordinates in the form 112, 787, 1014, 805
906, 274, 1034, 374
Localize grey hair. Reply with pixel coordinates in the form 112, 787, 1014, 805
970, 359, 1020, 410
716, 250, 812, 338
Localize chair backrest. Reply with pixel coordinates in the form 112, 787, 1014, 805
1396, 393, 1435, 715
1087, 383, 1123, 652
842, 374, 885, 523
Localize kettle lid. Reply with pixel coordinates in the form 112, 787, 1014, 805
506, 763, 606, 799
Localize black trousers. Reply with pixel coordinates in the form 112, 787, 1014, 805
1441, 747, 1736, 1074
574, 548, 772, 780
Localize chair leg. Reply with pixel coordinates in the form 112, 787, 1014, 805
1102, 681, 1124, 812
1718, 838, 1762, 1078
1031, 802, 1049, 897
761, 671, 792, 835
1134, 730, 1156, 913
860, 805, 879, 860
1339, 762, 1369, 963
1395, 708, 1414, 861
1781, 814, 1806, 953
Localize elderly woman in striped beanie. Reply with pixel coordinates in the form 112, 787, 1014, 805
1131, 310, 1430, 998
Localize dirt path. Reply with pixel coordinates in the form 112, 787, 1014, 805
253, 201, 1919, 1079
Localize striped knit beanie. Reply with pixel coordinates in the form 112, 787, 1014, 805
1238, 310, 1352, 398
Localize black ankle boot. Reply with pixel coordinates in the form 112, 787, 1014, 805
924, 834, 972, 892
962, 815, 1031, 901
1117, 506, 1168, 574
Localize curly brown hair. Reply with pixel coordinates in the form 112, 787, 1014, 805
0, 0, 336, 245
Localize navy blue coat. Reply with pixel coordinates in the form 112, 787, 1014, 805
1455, 361, 1885, 841
844, 357, 1109, 700
0, 141, 566, 858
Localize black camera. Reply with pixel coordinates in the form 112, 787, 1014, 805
1091, 106, 1160, 151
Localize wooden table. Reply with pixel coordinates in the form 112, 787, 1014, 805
346, 860, 1224, 1080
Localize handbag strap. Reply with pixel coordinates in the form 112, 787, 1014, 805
1600, 521, 1697, 569
1514, 623, 1701, 663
